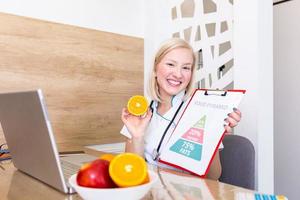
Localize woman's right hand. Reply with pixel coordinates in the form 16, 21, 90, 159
121, 108, 152, 139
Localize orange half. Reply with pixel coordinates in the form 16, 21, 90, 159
127, 95, 148, 116
109, 153, 148, 187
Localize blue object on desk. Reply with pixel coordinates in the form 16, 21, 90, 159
255, 193, 262, 200
0, 143, 11, 162
254, 193, 286, 200
0, 156, 12, 162
270, 195, 277, 200
0, 149, 9, 154
262, 194, 270, 200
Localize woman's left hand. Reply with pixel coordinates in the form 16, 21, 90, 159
224, 108, 241, 134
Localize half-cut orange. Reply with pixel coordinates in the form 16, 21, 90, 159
127, 95, 148, 116
109, 153, 148, 187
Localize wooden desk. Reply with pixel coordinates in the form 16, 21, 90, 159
0, 160, 256, 200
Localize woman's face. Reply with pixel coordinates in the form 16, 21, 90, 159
156, 47, 193, 101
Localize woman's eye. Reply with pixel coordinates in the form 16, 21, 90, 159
183, 66, 191, 70
166, 63, 174, 67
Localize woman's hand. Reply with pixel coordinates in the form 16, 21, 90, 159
121, 108, 152, 139
224, 108, 241, 134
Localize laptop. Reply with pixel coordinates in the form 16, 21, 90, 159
0, 89, 97, 194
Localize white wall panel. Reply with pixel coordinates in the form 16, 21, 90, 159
0, 0, 144, 38
274, 1, 300, 199
234, 0, 273, 193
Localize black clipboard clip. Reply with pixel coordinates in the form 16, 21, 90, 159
204, 89, 227, 96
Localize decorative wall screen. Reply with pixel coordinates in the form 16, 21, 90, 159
168, 0, 234, 90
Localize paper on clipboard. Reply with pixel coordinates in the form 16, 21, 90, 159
159, 89, 246, 177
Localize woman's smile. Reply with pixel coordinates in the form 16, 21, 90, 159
167, 78, 182, 86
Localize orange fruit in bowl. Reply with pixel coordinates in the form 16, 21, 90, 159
99, 153, 115, 162
142, 172, 150, 184
109, 153, 148, 187
127, 95, 148, 116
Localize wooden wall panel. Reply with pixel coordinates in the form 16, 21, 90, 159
0, 13, 144, 151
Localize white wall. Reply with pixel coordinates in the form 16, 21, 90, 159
143, 0, 171, 92
0, 0, 144, 38
274, 1, 300, 199
234, 0, 273, 193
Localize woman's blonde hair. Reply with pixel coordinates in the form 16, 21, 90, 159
148, 38, 196, 102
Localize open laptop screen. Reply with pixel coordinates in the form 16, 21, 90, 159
0, 89, 69, 193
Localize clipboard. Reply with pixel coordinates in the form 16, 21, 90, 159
158, 89, 246, 177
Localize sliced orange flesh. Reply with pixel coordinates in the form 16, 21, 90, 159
109, 153, 148, 187
127, 95, 148, 116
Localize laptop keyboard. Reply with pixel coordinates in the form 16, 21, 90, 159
60, 160, 80, 179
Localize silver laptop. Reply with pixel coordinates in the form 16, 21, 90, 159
0, 89, 96, 194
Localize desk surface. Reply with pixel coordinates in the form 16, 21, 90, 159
0, 160, 259, 200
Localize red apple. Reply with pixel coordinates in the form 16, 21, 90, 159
76, 159, 116, 188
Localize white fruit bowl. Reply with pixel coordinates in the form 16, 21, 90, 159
69, 170, 158, 200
